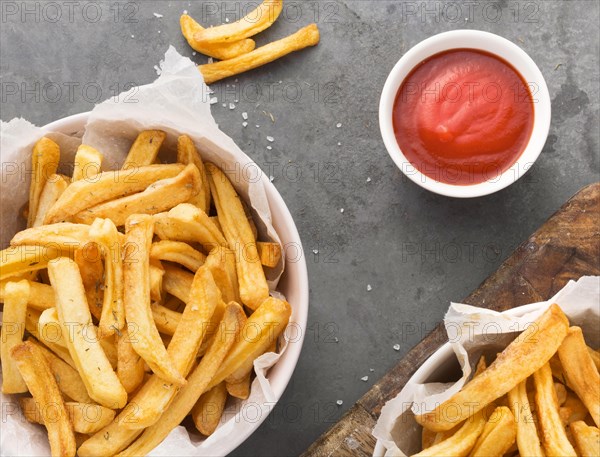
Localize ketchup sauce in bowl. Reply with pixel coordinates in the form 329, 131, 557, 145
379, 31, 551, 198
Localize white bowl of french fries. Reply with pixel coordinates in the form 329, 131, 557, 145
372, 277, 600, 456
0, 48, 308, 457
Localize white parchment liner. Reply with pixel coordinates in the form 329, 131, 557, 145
1, 46, 291, 456
372, 275, 600, 456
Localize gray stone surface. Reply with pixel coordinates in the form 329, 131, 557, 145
1, 1, 598, 455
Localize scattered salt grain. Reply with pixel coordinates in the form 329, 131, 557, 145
222, 103, 227, 108
266, 146, 272, 150
131, 34, 135, 38
183, 9, 188, 14
366, 177, 371, 183
192, 51, 196, 56
340, 208, 344, 213
153, 65, 162, 76
269, 175, 275, 182
393, 344, 400, 351
256, 125, 260, 128
312, 249, 319, 255
337, 142, 341, 146
153, 12, 163, 18
266, 136, 274, 142
242, 122, 248, 127
336, 400, 343, 406
242, 112, 248, 120
210, 97, 218, 105
336, 122, 342, 128
278, 80, 283, 84
361, 376, 369, 382
229, 103, 236, 110
225, 17, 230, 22
369, 368, 374, 372
367, 284, 372, 291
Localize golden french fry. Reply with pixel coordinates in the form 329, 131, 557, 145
0, 244, 64, 280
193, 0, 283, 44
1, 280, 30, 393
205, 246, 240, 303
218, 297, 290, 386
39, 307, 67, 347
534, 362, 577, 456
116, 329, 145, 395
123, 214, 184, 386
256, 241, 282, 268
560, 392, 590, 425
416, 304, 569, 432
558, 326, 600, 427
72, 164, 202, 226
72, 144, 103, 182
11, 341, 76, 457
10, 222, 91, 251
206, 163, 268, 309
33, 174, 69, 227
73, 242, 104, 321
20, 398, 116, 434
470, 406, 516, 457
413, 406, 491, 457
192, 382, 228, 436
28, 339, 93, 403
177, 135, 211, 213
44, 164, 184, 223
226, 372, 251, 400
122, 130, 166, 169
149, 259, 165, 303
154, 203, 227, 251
116, 302, 246, 457
151, 302, 181, 336
28, 137, 61, 227
588, 347, 600, 371
555, 382, 568, 406
180, 14, 256, 63
199, 24, 320, 84
150, 240, 206, 272
508, 379, 544, 456
162, 263, 194, 302
0, 279, 54, 311
48, 257, 127, 409
26, 310, 77, 369
570, 421, 600, 457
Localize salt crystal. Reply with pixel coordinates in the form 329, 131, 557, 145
367, 284, 372, 291
340, 208, 344, 213
153, 12, 163, 18
312, 249, 319, 254
256, 125, 260, 128
153, 65, 162, 76
242, 122, 248, 127
210, 97, 218, 105
266, 146, 272, 150
337, 142, 341, 146
192, 51, 196, 55
393, 344, 400, 351
278, 80, 283, 84
183, 9, 188, 14
208, 57, 214, 64
242, 112, 248, 120
131, 34, 135, 38
361, 376, 369, 382
336, 122, 342, 128
266, 136, 274, 142
222, 103, 227, 108
225, 17, 230, 22
366, 177, 371, 183
229, 103, 236, 110
369, 368, 374, 372
269, 176, 274, 182
334, 337, 339, 342
336, 400, 343, 406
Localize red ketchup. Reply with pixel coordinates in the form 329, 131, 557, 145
392, 49, 534, 185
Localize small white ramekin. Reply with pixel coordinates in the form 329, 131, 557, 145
379, 30, 551, 198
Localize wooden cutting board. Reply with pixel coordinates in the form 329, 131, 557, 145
302, 182, 600, 457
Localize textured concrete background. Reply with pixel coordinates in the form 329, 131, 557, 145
1, 1, 599, 455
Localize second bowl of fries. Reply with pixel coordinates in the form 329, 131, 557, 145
372, 276, 600, 457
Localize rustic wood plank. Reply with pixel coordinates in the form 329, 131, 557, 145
302, 182, 600, 457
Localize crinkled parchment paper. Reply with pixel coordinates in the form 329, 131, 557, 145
1, 46, 289, 456
372, 276, 600, 456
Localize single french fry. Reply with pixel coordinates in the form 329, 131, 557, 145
123, 214, 184, 386
11, 341, 76, 457
44, 164, 184, 223
28, 137, 61, 227
72, 164, 202, 226
570, 421, 600, 457
26, 310, 77, 369
560, 393, 590, 425
588, 347, 600, 371
20, 398, 116, 435
10, 222, 91, 251
1, 280, 30, 393
150, 240, 206, 272
28, 339, 93, 403
218, 297, 291, 386
199, 24, 320, 84
192, 382, 228, 436
72, 144, 103, 182
193, 0, 282, 44
206, 163, 269, 309
508, 379, 544, 456
0, 279, 54, 310
256, 241, 282, 268
162, 263, 194, 302
149, 259, 165, 303
151, 302, 181, 336
33, 174, 69, 227
0, 245, 67, 281
74, 242, 104, 321
558, 326, 600, 427
115, 302, 245, 457
48, 257, 127, 409
177, 135, 211, 213
534, 362, 577, 456
226, 372, 251, 400
205, 246, 240, 303
39, 307, 67, 347
416, 304, 569, 432
122, 130, 166, 169
116, 329, 145, 395
469, 406, 516, 457
555, 382, 568, 406
180, 14, 256, 60
154, 203, 227, 251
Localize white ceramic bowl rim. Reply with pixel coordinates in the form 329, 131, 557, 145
41, 112, 310, 455
379, 30, 551, 198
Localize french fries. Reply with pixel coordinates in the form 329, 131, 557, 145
508, 380, 544, 456
199, 24, 320, 84
193, 0, 283, 44
205, 245, 240, 303
570, 421, 600, 457
0, 279, 54, 311
122, 130, 166, 169
557, 326, 600, 427
1, 280, 30, 393
177, 134, 211, 213
48, 257, 127, 409
257, 241, 282, 268
469, 406, 517, 457
72, 145, 103, 181
192, 382, 229, 436
116, 329, 145, 394
11, 341, 76, 457
0, 244, 65, 280
33, 174, 69, 227
180, 14, 256, 61
28, 137, 61, 227
123, 214, 184, 386
206, 162, 269, 309
415, 304, 569, 432
226, 372, 251, 400
150, 240, 206, 272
